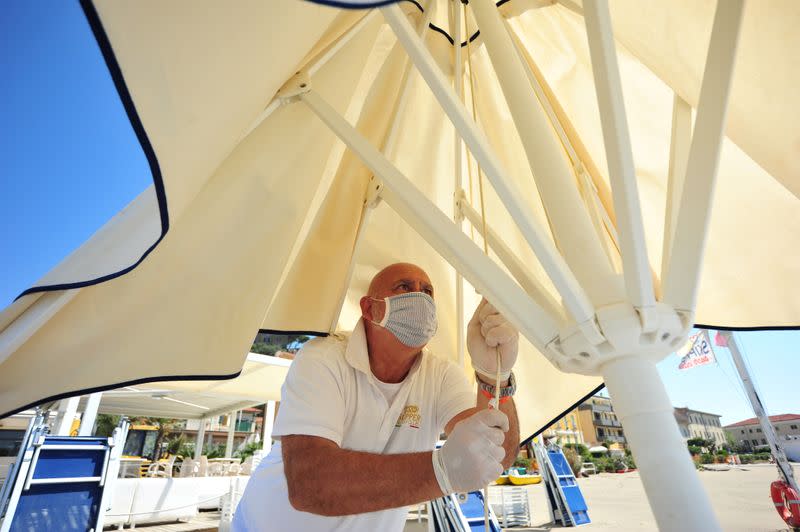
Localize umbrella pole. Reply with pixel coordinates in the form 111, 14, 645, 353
602, 356, 721, 531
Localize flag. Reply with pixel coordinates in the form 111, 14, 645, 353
714, 330, 729, 347
677, 330, 717, 371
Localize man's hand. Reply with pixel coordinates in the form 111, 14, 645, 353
432, 409, 509, 494
467, 298, 519, 382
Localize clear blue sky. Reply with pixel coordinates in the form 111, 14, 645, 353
1, 2, 797, 426
1, 1, 150, 306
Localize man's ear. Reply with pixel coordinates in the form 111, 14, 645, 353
359, 296, 371, 321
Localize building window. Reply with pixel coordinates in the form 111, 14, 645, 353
756, 428, 762, 433
748, 429, 753, 433
791, 425, 798, 430
751, 439, 758, 445
741, 429, 745, 434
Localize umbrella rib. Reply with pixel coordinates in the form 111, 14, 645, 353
327, 1, 436, 334
470, 0, 624, 313
661, 94, 692, 281
382, 3, 596, 326
662, 0, 745, 313
236, 10, 378, 146
458, 196, 565, 323
301, 89, 560, 351
582, 0, 655, 317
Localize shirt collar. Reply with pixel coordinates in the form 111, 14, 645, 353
345, 318, 424, 382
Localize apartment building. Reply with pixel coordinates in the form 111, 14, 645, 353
724, 413, 800, 451
541, 408, 584, 445
673, 407, 726, 446
577, 395, 626, 447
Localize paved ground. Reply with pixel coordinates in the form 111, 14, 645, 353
525, 463, 797, 531
405, 463, 799, 531
121, 464, 798, 531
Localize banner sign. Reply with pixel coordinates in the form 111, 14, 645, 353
677, 330, 716, 370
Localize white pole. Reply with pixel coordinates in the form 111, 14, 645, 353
662, 0, 745, 312
382, 3, 595, 326
78, 392, 102, 436
582, 0, 654, 313
661, 94, 692, 277
723, 331, 798, 492
602, 356, 722, 531
226, 411, 237, 459
301, 90, 560, 352
0, 290, 78, 366
263, 401, 276, 453
195, 418, 207, 460
452, 0, 466, 369
53, 396, 80, 436
470, 0, 624, 310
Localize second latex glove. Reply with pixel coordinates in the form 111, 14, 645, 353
431, 409, 509, 494
467, 298, 519, 381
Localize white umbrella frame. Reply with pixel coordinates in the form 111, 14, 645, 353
270, 1, 743, 528
3, 0, 778, 529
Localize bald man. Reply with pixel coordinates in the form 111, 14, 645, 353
233, 263, 520, 532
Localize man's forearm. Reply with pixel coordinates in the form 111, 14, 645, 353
282, 435, 443, 516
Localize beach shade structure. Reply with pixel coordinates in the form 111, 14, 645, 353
76, 354, 290, 420
1, 0, 799, 529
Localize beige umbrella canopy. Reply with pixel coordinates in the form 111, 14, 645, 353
0, 0, 800, 486
77, 354, 290, 420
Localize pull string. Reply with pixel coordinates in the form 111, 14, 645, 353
463, 3, 489, 255
463, 8, 501, 530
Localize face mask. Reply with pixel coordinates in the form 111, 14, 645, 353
370, 292, 438, 348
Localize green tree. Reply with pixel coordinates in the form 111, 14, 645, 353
131, 417, 182, 460
235, 441, 263, 461
251, 342, 280, 356
94, 414, 121, 437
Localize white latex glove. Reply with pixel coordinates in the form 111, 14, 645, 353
432, 409, 509, 494
467, 298, 519, 381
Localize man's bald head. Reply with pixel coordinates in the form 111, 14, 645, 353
367, 263, 434, 299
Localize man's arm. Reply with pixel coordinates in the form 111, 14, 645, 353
282, 435, 443, 516
445, 380, 520, 470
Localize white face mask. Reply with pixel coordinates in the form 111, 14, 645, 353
370, 292, 438, 348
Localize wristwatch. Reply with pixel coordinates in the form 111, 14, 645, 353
476, 371, 516, 398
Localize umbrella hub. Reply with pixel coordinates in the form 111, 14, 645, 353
545, 302, 691, 376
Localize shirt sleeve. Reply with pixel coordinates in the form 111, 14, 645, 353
272, 340, 347, 446
436, 361, 476, 434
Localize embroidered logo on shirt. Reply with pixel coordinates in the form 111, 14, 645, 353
395, 405, 421, 429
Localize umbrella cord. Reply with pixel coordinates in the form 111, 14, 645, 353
464, 7, 498, 529
483, 349, 502, 531
463, 3, 488, 255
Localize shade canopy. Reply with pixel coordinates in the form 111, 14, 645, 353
1, 0, 798, 445
79, 354, 290, 420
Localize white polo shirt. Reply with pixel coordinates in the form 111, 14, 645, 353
233, 319, 474, 532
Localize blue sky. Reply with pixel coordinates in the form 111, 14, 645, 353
1, 2, 797, 426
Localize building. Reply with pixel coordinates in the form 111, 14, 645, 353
576, 395, 626, 448
724, 413, 800, 452
673, 407, 726, 447
541, 408, 584, 445
175, 407, 266, 455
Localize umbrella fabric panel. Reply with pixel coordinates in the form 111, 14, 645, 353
0, 15, 383, 418
2, 0, 799, 436
604, 0, 800, 199
510, 4, 800, 327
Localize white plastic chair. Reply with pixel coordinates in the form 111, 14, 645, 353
146, 455, 177, 478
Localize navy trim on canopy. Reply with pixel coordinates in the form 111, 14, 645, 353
14, 0, 169, 301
